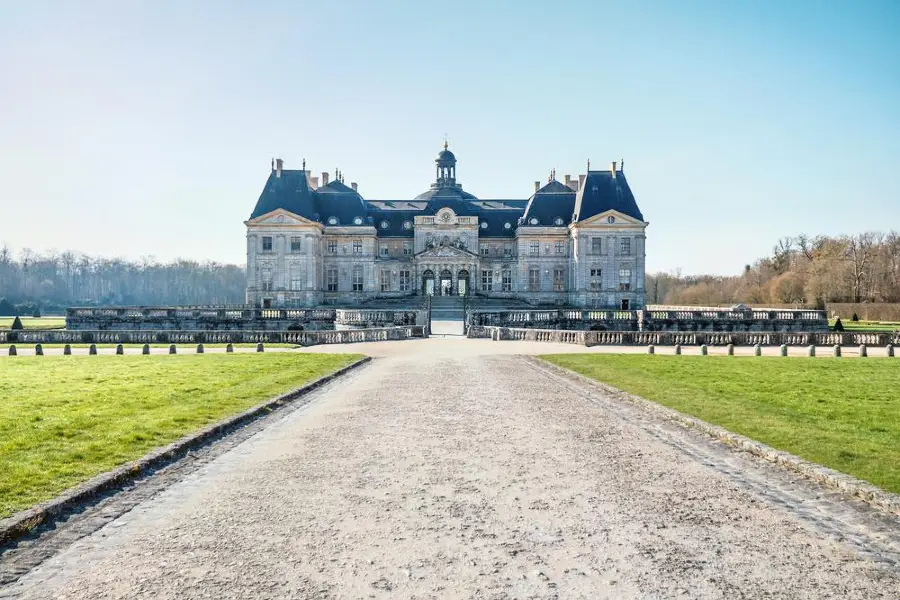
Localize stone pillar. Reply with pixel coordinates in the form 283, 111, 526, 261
859, 344, 867, 358
169, 344, 177, 354
888, 343, 895, 357
833, 344, 841, 357
780, 344, 788, 357
726, 343, 734, 356
807, 345, 815, 357
647, 344, 655, 354
754, 344, 761, 356
700, 344, 708, 355
674, 344, 681, 355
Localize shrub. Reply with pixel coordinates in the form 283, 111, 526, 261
851, 312, 860, 322
11, 316, 24, 330
833, 317, 844, 332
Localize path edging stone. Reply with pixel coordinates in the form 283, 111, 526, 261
527, 356, 900, 517
0, 356, 372, 546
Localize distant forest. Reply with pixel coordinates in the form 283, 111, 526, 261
647, 231, 900, 308
1, 231, 898, 313
0, 245, 245, 313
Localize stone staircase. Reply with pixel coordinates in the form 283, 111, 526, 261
429, 295, 465, 336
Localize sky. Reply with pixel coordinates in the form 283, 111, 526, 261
1, 0, 898, 275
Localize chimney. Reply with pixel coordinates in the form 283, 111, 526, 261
275, 158, 283, 178
611, 161, 617, 178
564, 174, 576, 191
322, 171, 329, 186
309, 176, 319, 189
578, 174, 586, 190
534, 181, 540, 193
351, 182, 358, 192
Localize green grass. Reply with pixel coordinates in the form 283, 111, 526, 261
0, 353, 362, 518
540, 355, 900, 493
0, 317, 66, 330
829, 319, 900, 332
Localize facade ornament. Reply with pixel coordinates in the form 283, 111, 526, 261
620, 157, 624, 171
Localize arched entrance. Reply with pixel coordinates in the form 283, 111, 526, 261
457, 269, 470, 296
439, 269, 453, 296
422, 269, 435, 296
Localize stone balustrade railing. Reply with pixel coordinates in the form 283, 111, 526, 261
334, 309, 422, 327
467, 326, 899, 347
1, 326, 426, 347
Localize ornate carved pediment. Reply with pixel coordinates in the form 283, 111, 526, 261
416, 245, 476, 259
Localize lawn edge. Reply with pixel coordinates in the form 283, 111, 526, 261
527, 355, 900, 517
0, 355, 372, 546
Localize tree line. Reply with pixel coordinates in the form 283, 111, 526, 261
647, 231, 900, 308
0, 245, 245, 314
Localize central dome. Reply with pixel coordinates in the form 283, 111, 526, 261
435, 141, 456, 165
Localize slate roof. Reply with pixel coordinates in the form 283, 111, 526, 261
572, 171, 644, 222
249, 163, 644, 234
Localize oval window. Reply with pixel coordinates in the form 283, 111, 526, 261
554, 217, 564, 226
380, 220, 390, 229
607, 216, 615, 224
480, 222, 488, 229
529, 217, 539, 225
327, 216, 338, 225
504, 222, 511, 230
402, 221, 412, 230
353, 216, 363, 225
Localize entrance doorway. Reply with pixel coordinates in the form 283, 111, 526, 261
439, 270, 453, 296
262, 298, 272, 309
457, 269, 469, 296
422, 269, 435, 296
620, 299, 630, 310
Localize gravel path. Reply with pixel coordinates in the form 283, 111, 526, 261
2, 345, 899, 598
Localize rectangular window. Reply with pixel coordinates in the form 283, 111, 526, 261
353, 239, 363, 254
326, 268, 338, 292
327, 240, 337, 253
555, 241, 564, 254
290, 236, 302, 253
501, 268, 512, 291
619, 268, 632, 291
352, 266, 364, 291
529, 241, 540, 255
481, 269, 493, 291
590, 266, 602, 291
553, 268, 565, 291
620, 237, 631, 256
381, 269, 391, 292
528, 268, 541, 291
403, 242, 412, 256
380, 245, 389, 257
262, 236, 273, 252
591, 237, 601, 255
480, 245, 489, 256
260, 267, 273, 291
399, 269, 411, 292
503, 246, 512, 257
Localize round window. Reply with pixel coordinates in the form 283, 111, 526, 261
554, 217, 564, 226
529, 217, 539, 225
402, 221, 412, 230
607, 216, 615, 224
327, 216, 338, 225
480, 222, 487, 229
380, 220, 390, 229
504, 222, 511, 230
353, 216, 363, 225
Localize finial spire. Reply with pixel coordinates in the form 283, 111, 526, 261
587, 158, 591, 171
620, 157, 624, 171
302, 158, 306, 170
443, 138, 448, 150
271, 158, 274, 171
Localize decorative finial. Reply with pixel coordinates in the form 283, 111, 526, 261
587, 158, 591, 171
302, 158, 306, 170
271, 158, 274, 171
620, 157, 624, 171
443, 139, 448, 150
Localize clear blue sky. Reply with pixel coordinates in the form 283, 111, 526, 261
1, 0, 898, 274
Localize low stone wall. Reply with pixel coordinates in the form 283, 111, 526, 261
468, 307, 829, 333
65, 305, 424, 332
467, 326, 899, 347
1, 326, 427, 347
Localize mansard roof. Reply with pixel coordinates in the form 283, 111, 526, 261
572, 171, 644, 223
521, 180, 577, 227
249, 170, 316, 220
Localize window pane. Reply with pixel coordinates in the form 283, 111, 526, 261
290, 236, 302, 252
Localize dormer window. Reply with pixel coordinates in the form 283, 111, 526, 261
353, 216, 363, 225
503, 222, 511, 230
529, 217, 539, 225
554, 217, 565, 226
480, 222, 488, 229
380, 220, 390, 229
327, 216, 338, 225
402, 221, 412, 230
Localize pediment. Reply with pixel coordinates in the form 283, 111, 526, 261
416, 245, 477, 259
578, 210, 647, 228
245, 209, 319, 227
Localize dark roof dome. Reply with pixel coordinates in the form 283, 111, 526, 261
435, 141, 456, 164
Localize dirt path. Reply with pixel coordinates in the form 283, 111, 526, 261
2, 349, 899, 599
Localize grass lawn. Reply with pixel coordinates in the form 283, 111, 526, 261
0, 353, 362, 518
540, 355, 900, 493
829, 319, 900, 332
0, 317, 66, 330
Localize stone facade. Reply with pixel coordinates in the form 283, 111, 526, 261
245, 146, 648, 309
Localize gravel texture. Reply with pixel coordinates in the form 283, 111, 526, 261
2, 341, 899, 599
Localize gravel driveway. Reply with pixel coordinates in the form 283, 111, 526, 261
2, 344, 899, 599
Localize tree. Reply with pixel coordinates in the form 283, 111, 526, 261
11, 316, 23, 330
0, 297, 14, 316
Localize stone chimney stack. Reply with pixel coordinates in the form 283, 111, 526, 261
611, 161, 617, 179
351, 182, 358, 192
534, 181, 540, 193
322, 171, 329, 186
275, 158, 283, 178
309, 176, 319, 189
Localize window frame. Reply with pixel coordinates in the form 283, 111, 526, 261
326, 268, 338, 292
261, 236, 273, 253
501, 267, 512, 291
289, 236, 302, 253
352, 265, 364, 292
528, 267, 541, 292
